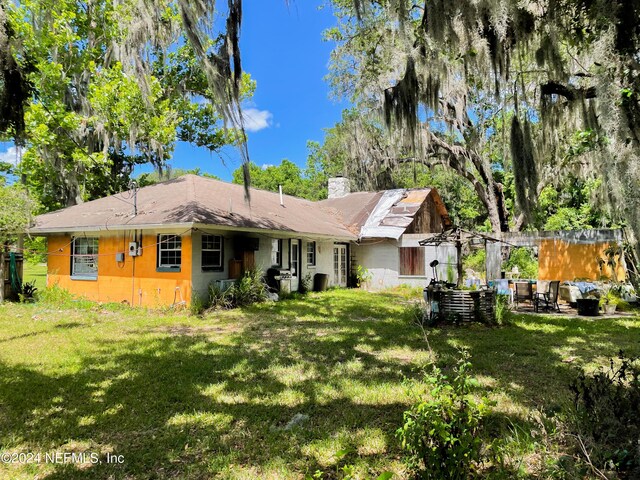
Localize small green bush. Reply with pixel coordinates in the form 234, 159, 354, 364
234, 269, 268, 306
569, 351, 640, 476
37, 284, 94, 309
190, 293, 208, 315
208, 284, 235, 310
17, 280, 38, 303
397, 352, 491, 479
494, 294, 513, 326
206, 269, 268, 311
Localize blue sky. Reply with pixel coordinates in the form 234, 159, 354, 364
149, 0, 348, 180
0, 1, 348, 182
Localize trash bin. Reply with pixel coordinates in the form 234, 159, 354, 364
313, 273, 329, 292
577, 298, 600, 316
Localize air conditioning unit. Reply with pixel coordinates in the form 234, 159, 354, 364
215, 279, 236, 292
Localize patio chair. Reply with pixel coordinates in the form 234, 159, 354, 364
534, 280, 561, 312
514, 281, 533, 309
534, 281, 550, 312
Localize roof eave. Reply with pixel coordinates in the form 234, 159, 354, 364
29, 222, 356, 242
28, 222, 195, 235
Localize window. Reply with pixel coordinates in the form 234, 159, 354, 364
399, 247, 425, 276
157, 234, 182, 271
202, 234, 223, 271
306, 241, 316, 266
271, 239, 282, 267
71, 237, 98, 279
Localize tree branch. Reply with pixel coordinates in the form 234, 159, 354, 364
540, 81, 597, 101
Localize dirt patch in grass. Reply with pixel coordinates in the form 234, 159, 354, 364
151, 324, 243, 336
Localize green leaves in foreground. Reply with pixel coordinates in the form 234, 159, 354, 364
397, 352, 491, 479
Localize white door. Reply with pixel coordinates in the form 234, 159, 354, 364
290, 239, 300, 291
333, 245, 348, 287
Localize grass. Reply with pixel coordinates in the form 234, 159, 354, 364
22, 261, 47, 286
0, 287, 638, 479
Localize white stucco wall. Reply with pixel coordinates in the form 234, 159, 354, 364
354, 234, 458, 290
191, 230, 341, 299
191, 229, 236, 300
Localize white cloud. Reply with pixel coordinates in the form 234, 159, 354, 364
0, 146, 22, 165
261, 163, 274, 170
243, 108, 273, 132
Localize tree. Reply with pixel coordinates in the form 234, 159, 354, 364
0, 182, 36, 244
326, 0, 640, 241
137, 168, 220, 187
0, 0, 248, 210
231, 159, 319, 200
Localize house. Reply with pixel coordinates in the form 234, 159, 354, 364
29, 175, 452, 306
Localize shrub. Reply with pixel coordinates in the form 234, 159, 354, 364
37, 284, 94, 309
569, 351, 640, 476
208, 284, 235, 310
353, 265, 372, 288
206, 269, 268, 310
494, 294, 513, 326
190, 293, 208, 315
18, 280, 38, 303
397, 352, 491, 479
234, 269, 268, 306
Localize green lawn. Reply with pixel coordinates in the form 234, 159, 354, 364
22, 262, 47, 286
0, 288, 638, 479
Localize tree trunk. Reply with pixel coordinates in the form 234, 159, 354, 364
412, 132, 511, 232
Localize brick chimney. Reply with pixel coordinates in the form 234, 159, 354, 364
328, 177, 351, 199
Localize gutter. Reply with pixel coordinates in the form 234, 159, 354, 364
28, 222, 357, 242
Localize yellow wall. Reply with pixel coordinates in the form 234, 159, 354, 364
538, 239, 626, 281
47, 231, 192, 307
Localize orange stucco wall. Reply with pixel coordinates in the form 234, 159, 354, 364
47, 231, 192, 307
538, 239, 626, 281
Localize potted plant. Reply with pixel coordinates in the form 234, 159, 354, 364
600, 289, 618, 315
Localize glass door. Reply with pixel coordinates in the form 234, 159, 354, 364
290, 239, 300, 291
333, 245, 347, 287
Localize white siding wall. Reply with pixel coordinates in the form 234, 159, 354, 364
191, 231, 341, 298
354, 235, 458, 290
191, 229, 235, 300
304, 240, 337, 287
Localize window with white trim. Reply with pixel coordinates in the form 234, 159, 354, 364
306, 241, 316, 266
271, 239, 282, 267
157, 234, 182, 271
71, 237, 98, 279
202, 234, 223, 271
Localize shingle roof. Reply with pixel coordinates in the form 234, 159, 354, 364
317, 192, 383, 235
31, 175, 450, 240
320, 188, 451, 239
30, 175, 356, 239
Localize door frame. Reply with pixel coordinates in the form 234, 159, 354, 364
333, 243, 349, 287
289, 238, 301, 291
